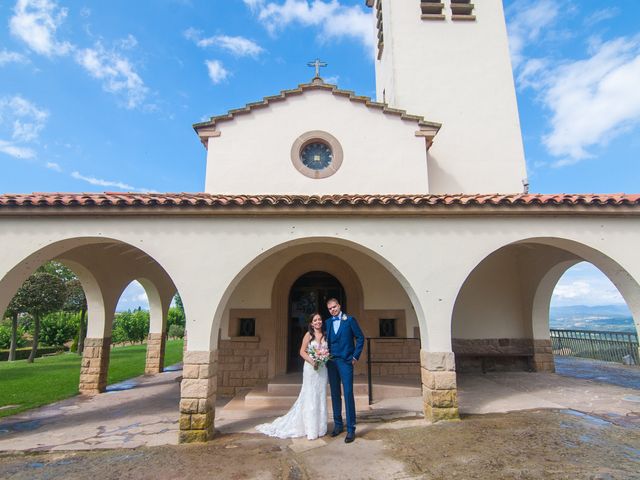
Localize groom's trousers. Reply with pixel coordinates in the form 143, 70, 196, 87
327, 358, 356, 433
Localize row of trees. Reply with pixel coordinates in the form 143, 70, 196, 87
1, 261, 185, 362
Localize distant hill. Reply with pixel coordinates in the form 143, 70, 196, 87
549, 304, 635, 333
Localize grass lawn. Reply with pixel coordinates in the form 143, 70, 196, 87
0, 339, 183, 419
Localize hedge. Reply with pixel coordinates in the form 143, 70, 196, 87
0, 346, 67, 361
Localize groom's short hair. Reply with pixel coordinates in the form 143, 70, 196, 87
327, 298, 339, 306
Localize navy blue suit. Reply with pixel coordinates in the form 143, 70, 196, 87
326, 314, 365, 434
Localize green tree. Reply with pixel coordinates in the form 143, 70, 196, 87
40, 312, 78, 347
37, 261, 77, 283
63, 279, 88, 354
11, 272, 66, 363
174, 293, 184, 315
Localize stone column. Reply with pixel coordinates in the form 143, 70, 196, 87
145, 332, 166, 375
533, 339, 555, 372
421, 350, 459, 422
179, 350, 217, 443
79, 337, 111, 395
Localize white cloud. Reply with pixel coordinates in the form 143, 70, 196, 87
71, 171, 158, 193
244, 0, 373, 50
0, 49, 28, 66
0, 95, 48, 160
552, 262, 626, 306
205, 59, 230, 84
541, 37, 640, 162
46, 161, 61, 171
584, 8, 619, 27
323, 75, 339, 84
75, 42, 149, 109
9, 0, 73, 57
185, 29, 265, 57
116, 280, 149, 312
0, 95, 49, 142
0, 140, 35, 159
505, 0, 560, 70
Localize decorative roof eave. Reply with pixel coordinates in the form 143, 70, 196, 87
192, 81, 442, 148
0, 193, 639, 217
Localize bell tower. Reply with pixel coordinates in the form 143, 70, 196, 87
367, 0, 528, 194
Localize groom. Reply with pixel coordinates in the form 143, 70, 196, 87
325, 298, 364, 443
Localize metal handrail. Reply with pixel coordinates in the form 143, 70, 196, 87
366, 337, 421, 404
550, 328, 639, 365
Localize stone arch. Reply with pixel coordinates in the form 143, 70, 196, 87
451, 236, 640, 372
208, 236, 425, 352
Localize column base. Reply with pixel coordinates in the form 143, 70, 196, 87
145, 332, 166, 375
179, 350, 217, 443
421, 350, 460, 423
79, 337, 111, 395
533, 339, 555, 373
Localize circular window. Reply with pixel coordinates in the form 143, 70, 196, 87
291, 130, 343, 179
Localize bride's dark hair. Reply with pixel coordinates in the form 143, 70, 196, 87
307, 312, 325, 340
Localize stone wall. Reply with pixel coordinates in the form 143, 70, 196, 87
452, 338, 535, 373
367, 338, 421, 378
217, 337, 269, 396
533, 339, 555, 372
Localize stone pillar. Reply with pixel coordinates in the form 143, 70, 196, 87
179, 350, 217, 443
79, 337, 111, 395
533, 339, 555, 373
421, 350, 459, 422
145, 332, 166, 375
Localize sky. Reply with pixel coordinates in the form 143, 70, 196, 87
0, 0, 638, 311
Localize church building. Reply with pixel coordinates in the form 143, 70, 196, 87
0, 0, 638, 443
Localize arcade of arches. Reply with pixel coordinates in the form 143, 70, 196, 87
0, 205, 639, 444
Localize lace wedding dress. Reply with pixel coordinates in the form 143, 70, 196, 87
255, 340, 328, 440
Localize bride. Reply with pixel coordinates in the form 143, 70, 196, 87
256, 312, 328, 440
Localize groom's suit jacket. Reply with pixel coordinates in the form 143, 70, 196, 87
326, 315, 365, 362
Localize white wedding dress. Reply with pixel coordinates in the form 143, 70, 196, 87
255, 340, 328, 440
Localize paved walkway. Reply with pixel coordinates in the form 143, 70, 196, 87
0, 358, 639, 451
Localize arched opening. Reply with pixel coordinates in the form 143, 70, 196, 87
287, 271, 346, 372
452, 238, 640, 374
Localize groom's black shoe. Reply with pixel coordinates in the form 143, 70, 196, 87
344, 432, 355, 443
330, 427, 343, 437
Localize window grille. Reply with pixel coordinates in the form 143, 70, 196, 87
421, 0, 445, 21
379, 318, 397, 337
451, 0, 475, 21
239, 318, 256, 337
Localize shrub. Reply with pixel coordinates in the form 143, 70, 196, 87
40, 312, 79, 347
168, 324, 185, 339
0, 323, 27, 349
167, 307, 185, 328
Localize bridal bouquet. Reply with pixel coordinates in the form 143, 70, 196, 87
307, 343, 332, 370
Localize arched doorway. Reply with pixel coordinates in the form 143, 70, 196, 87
287, 271, 346, 372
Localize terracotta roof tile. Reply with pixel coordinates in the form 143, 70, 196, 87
0, 193, 639, 212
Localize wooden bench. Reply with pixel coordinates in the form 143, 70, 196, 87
455, 353, 534, 373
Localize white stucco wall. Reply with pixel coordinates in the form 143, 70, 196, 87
0, 214, 639, 353
203, 89, 430, 194
374, 0, 528, 194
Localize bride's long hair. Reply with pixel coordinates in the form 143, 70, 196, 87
307, 312, 325, 342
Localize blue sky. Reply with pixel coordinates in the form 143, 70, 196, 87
1, 0, 638, 311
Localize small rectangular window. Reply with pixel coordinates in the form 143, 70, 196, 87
239, 318, 256, 337
379, 318, 397, 337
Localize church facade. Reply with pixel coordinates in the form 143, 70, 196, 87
0, 0, 639, 444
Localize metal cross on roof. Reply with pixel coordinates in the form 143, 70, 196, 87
307, 58, 328, 78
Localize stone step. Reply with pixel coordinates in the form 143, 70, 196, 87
244, 386, 370, 411
267, 381, 369, 396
